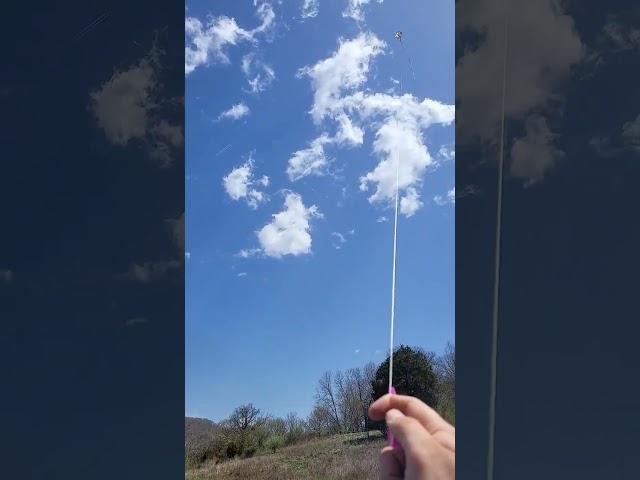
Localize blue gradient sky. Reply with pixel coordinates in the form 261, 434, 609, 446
185, 0, 454, 421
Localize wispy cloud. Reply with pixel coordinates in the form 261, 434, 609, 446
242, 53, 276, 94
216, 143, 232, 156
622, 114, 640, 152
301, 0, 320, 19
342, 0, 384, 23
237, 248, 262, 258
185, 1, 275, 75
297, 32, 385, 123
434, 187, 455, 206
218, 102, 250, 121
287, 134, 333, 181
331, 232, 347, 249
438, 146, 455, 161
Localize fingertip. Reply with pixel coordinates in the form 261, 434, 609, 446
369, 393, 392, 420
385, 408, 404, 424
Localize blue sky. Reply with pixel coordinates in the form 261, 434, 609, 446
185, 0, 454, 421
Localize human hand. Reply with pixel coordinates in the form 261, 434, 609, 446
369, 394, 455, 480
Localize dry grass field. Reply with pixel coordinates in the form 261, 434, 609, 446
185, 431, 385, 480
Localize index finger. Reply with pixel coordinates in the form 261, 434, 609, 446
369, 394, 454, 435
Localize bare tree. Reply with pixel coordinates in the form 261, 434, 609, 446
348, 363, 376, 436
284, 412, 306, 443
307, 405, 333, 435
228, 403, 262, 433
315, 371, 342, 433
436, 342, 455, 423
334, 370, 352, 432
438, 342, 455, 382
263, 416, 287, 436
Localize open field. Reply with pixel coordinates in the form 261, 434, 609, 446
186, 432, 385, 480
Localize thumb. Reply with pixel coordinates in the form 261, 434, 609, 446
385, 408, 432, 456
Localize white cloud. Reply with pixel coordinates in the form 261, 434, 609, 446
223, 158, 269, 209
256, 193, 322, 258
434, 187, 455, 206
438, 146, 455, 161
341, 93, 454, 215
185, 17, 250, 74
126, 260, 181, 283
287, 115, 364, 181
91, 58, 154, 145
376, 216, 389, 223
242, 53, 276, 94
125, 317, 148, 327
237, 248, 262, 258
301, 0, 320, 19
90, 46, 182, 167
218, 102, 250, 121
287, 134, 333, 181
0, 269, 13, 286
185, 2, 275, 75
603, 18, 640, 51
293, 32, 454, 217
343, 0, 384, 22
456, 0, 582, 183
354, 348, 361, 354
297, 32, 385, 123
253, 1, 276, 35
335, 113, 364, 146
287, 33, 385, 182
331, 232, 346, 249
622, 114, 640, 150
510, 115, 564, 185
400, 187, 423, 217
237, 272, 248, 277
185, 252, 191, 260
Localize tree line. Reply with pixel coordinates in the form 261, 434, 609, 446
185, 343, 455, 467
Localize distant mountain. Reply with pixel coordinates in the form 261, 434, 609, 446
185, 417, 218, 441
185, 417, 222, 466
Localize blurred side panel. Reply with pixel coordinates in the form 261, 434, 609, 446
457, 0, 640, 478
0, 1, 185, 477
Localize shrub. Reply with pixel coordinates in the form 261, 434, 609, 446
265, 434, 286, 453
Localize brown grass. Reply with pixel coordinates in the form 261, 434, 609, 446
185, 432, 385, 480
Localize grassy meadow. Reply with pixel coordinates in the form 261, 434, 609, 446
186, 431, 385, 480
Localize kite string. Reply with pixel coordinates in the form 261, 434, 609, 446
388, 155, 399, 391
399, 39, 416, 85
388, 34, 405, 393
